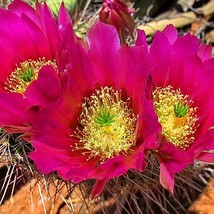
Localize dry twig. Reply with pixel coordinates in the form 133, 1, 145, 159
138, 0, 214, 36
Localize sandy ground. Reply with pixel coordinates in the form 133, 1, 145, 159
190, 179, 214, 214
0, 178, 214, 214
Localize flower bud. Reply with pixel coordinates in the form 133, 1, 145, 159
99, 0, 135, 43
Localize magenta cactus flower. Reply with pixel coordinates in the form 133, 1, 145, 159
29, 22, 159, 198
99, 0, 135, 43
1, 0, 214, 212
144, 25, 214, 193
0, 0, 77, 137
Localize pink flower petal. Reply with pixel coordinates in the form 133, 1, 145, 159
162, 24, 178, 44
197, 44, 212, 61
25, 65, 62, 106
90, 179, 107, 199
159, 157, 174, 193
0, 10, 38, 60
8, 0, 41, 26
86, 21, 120, 86
0, 92, 32, 132
35, 2, 62, 58
149, 30, 172, 86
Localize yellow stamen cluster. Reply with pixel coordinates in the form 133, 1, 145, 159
153, 86, 198, 149
5, 57, 57, 94
74, 87, 137, 161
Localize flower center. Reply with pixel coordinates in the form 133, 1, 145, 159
74, 87, 137, 161
152, 86, 198, 149
4, 58, 57, 94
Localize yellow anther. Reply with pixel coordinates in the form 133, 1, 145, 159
73, 87, 137, 161
153, 86, 198, 149
5, 57, 57, 94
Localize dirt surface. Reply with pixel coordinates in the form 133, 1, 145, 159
0, 179, 93, 214
0, 179, 64, 214
190, 179, 214, 214
0, 178, 214, 214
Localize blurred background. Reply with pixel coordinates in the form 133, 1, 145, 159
0, 0, 214, 213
